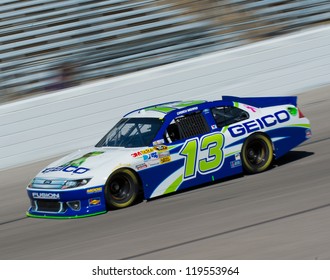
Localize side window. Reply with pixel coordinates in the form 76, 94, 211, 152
211, 106, 249, 128
164, 112, 210, 143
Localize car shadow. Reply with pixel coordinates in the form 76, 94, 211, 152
274, 150, 314, 167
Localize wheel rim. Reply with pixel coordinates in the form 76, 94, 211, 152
245, 139, 268, 167
109, 175, 131, 201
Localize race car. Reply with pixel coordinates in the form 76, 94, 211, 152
26, 96, 311, 218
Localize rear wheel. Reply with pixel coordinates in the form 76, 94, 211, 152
241, 133, 273, 174
104, 169, 141, 209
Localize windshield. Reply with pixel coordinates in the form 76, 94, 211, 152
96, 118, 163, 148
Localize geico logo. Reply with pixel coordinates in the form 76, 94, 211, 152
228, 110, 290, 138
42, 165, 90, 174
32, 192, 60, 199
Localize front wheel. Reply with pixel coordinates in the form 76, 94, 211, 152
104, 169, 141, 209
241, 133, 274, 174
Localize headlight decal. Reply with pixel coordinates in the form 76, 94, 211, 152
61, 178, 91, 189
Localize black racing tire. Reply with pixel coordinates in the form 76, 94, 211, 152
241, 133, 274, 174
104, 169, 141, 209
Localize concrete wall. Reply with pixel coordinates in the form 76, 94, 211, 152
1, 25, 330, 170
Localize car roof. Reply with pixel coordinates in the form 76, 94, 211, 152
124, 100, 208, 118
124, 95, 297, 119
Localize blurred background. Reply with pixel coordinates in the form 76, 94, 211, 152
1, 0, 330, 104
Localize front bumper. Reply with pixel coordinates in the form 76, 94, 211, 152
26, 185, 107, 219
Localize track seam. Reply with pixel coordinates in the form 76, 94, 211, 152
299, 136, 330, 147
0, 217, 27, 226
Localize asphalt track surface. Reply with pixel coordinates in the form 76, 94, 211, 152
1, 85, 330, 260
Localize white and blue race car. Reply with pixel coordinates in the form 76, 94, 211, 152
26, 96, 311, 218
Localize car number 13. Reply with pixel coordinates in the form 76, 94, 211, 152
179, 132, 225, 180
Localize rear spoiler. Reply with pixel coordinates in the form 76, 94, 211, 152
222, 96, 297, 108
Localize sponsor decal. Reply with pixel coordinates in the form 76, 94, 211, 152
287, 107, 298, 116
153, 139, 165, 145
158, 151, 170, 158
142, 155, 149, 161
32, 192, 60, 200
42, 165, 90, 174
89, 198, 101, 206
160, 156, 171, 164
133, 148, 159, 159
62, 151, 104, 167
154, 145, 168, 151
235, 153, 241, 161
136, 163, 148, 170
43, 180, 52, 184
211, 124, 217, 130
143, 152, 159, 161
150, 152, 159, 159
148, 160, 160, 167
177, 106, 198, 115
132, 146, 171, 165
131, 151, 142, 158
86, 187, 102, 194
114, 163, 131, 169
141, 148, 154, 154
228, 110, 290, 138
230, 160, 242, 168
244, 105, 257, 112
306, 128, 312, 138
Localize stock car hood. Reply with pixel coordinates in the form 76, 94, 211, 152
37, 147, 135, 179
